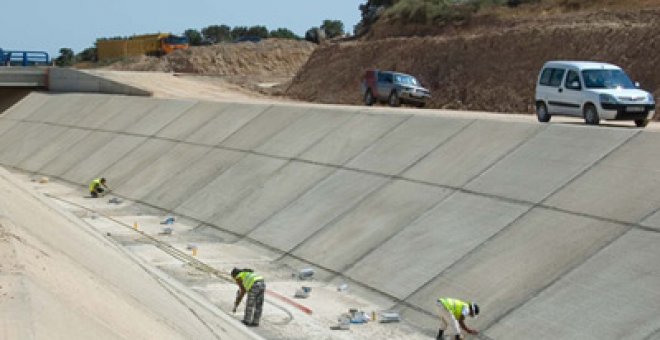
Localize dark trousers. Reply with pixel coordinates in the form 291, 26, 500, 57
244, 281, 265, 325
91, 187, 104, 198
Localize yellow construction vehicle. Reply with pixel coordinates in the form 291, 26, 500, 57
96, 33, 189, 61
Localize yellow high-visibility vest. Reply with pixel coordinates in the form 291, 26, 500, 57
89, 178, 102, 192
439, 297, 468, 320
237, 271, 263, 291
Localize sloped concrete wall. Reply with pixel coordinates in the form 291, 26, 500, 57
48, 68, 151, 96
2, 93, 660, 339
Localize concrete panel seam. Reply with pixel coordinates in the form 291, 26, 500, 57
242, 106, 315, 152
337, 114, 414, 167
396, 203, 534, 305
156, 101, 230, 140
10, 119, 657, 230
168, 152, 292, 226
397, 129, 641, 319
643, 327, 660, 340
274, 178, 393, 259
174, 128, 419, 232
283, 109, 358, 160
536, 130, 642, 206
10, 161, 656, 340
16, 119, 653, 225
221, 111, 359, 236
14, 126, 79, 168
18, 118, 152, 139
140, 147, 221, 212
462, 124, 548, 187
338, 189, 458, 274
476, 132, 643, 333
397, 119, 477, 175
71, 135, 154, 188
145, 100, 201, 138
638, 205, 660, 226
214, 104, 274, 146
236, 114, 416, 236
480, 224, 633, 334
635, 225, 660, 234
236, 162, 333, 236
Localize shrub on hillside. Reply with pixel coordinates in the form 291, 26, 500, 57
383, 0, 506, 24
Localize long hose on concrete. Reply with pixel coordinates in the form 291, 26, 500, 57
43, 193, 296, 326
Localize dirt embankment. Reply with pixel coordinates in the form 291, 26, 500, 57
104, 39, 316, 95
286, 8, 660, 114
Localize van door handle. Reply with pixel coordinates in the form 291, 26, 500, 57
558, 88, 563, 93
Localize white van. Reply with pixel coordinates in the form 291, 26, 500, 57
535, 61, 655, 127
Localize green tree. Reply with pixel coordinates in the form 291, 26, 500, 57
184, 29, 203, 46
55, 48, 74, 66
202, 24, 232, 43
269, 28, 299, 39
231, 26, 249, 40
304, 27, 326, 44
76, 47, 97, 62
321, 19, 345, 38
246, 25, 269, 38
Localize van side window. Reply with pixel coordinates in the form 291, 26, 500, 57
377, 72, 386, 82
540, 68, 565, 87
549, 69, 565, 87
565, 70, 581, 90
539, 68, 553, 86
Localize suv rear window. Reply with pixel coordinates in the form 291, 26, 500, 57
539, 68, 565, 87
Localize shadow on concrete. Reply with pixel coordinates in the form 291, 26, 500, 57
0, 88, 31, 114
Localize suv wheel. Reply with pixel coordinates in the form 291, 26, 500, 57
536, 102, 550, 122
635, 118, 649, 128
388, 91, 401, 107
364, 90, 375, 106
584, 104, 600, 125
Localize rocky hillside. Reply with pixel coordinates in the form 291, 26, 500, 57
287, 4, 660, 114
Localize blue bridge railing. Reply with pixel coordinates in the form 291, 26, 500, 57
0, 49, 50, 66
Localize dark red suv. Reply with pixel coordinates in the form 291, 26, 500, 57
361, 69, 431, 107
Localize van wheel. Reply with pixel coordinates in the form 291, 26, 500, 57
635, 118, 649, 127
364, 90, 375, 106
536, 102, 550, 122
388, 91, 401, 107
584, 105, 600, 125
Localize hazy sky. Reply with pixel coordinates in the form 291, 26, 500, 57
1, 0, 362, 58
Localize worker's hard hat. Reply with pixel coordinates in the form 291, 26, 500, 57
470, 303, 480, 317
231, 267, 241, 278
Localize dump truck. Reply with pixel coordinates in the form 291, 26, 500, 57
96, 33, 189, 61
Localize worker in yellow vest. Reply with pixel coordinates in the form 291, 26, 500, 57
436, 297, 479, 339
231, 268, 266, 327
89, 177, 109, 198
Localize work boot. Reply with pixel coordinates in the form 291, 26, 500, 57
455, 335, 462, 340
437, 329, 444, 339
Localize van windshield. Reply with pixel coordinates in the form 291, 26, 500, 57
394, 74, 419, 86
582, 69, 635, 89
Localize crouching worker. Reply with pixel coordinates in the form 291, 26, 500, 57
231, 267, 265, 327
436, 297, 479, 339
89, 177, 109, 198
